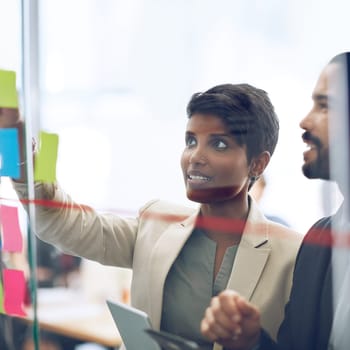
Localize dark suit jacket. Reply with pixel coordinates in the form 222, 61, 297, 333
260, 216, 334, 350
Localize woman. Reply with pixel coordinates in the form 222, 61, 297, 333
10, 83, 301, 350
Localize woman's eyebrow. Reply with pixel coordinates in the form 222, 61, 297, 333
209, 133, 230, 137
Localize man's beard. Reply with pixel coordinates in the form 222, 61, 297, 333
302, 147, 330, 180
302, 131, 330, 180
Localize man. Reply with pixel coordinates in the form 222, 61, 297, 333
201, 52, 350, 350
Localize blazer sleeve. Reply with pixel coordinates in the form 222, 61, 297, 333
12, 181, 144, 268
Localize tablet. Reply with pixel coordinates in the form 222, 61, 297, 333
144, 329, 202, 350
106, 300, 160, 350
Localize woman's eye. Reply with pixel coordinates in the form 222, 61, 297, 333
186, 136, 196, 147
214, 140, 228, 150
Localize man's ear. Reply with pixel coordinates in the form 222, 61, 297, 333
249, 151, 271, 177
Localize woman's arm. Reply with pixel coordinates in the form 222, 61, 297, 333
0, 111, 138, 268
12, 181, 139, 268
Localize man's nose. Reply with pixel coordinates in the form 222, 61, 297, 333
300, 110, 313, 130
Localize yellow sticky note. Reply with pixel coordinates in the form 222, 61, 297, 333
34, 131, 59, 183
0, 69, 18, 108
0, 279, 4, 314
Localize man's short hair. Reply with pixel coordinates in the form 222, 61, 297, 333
186, 83, 279, 162
329, 52, 350, 115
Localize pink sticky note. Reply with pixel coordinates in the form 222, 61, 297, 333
3, 269, 27, 316
0, 205, 23, 252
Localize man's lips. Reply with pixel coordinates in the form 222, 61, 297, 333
302, 131, 321, 158
304, 143, 317, 152
302, 142, 318, 160
302, 131, 322, 148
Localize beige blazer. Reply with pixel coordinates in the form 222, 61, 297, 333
14, 182, 302, 349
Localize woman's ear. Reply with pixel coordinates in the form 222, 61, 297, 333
249, 151, 271, 178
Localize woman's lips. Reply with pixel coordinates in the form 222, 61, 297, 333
187, 172, 212, 187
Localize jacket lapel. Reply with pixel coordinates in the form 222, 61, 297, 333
147, 208, 199, 329
214, 200, 271, 350
146, 199, 270, 332
226, 199, 271, 300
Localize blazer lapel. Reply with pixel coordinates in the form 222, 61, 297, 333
146, 199, 270, 330
226, 199, 271, 300
147, 208, 199, 329
213, 200, 270, 350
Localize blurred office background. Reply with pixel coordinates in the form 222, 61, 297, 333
1, 0, 348, 235
1, 2, 349, 348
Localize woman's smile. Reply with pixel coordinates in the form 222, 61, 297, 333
187, 171, 213, 187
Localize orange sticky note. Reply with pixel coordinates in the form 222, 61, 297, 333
3, 269, 27, 316
0, 205, 23, 252
34, 131, 59, 183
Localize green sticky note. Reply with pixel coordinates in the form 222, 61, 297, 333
0, 69, 18, 108
34, 131, 59, 183
0, 279, 4, 314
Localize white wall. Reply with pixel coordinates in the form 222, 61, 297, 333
2, 0, 349, 235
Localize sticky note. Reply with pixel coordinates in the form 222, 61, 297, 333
0, 205, 23, 252
34, 131, 59, 183
0, 128, 20, 178
0, 69, 18, 108
3, 269, 27, 316
0, 279, 4, 313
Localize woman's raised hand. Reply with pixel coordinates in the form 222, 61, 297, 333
0, 107, 20, 128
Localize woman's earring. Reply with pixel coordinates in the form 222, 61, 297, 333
250, 175, 259, 182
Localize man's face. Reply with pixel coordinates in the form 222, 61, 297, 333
299, 64, 339, 180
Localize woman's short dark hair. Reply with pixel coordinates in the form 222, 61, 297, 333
186, 83, 279, 162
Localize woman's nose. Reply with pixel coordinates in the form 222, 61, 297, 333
189, 146, 207, 164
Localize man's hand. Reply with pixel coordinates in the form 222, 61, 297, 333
201, 290, 261, 350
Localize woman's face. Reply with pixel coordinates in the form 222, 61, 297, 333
181, 113, 251, 204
